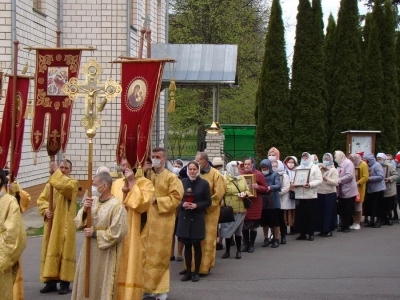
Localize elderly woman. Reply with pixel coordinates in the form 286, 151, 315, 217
283, 156, 298, 234
273, 160, 290, 244
335, 151, 358, 233
348, 154, 369, 230
221, 161, 250, 259
292, 153, 322, 241
363, 153, 386, 228
176, 161, 211, 282
315, 153, 338, 237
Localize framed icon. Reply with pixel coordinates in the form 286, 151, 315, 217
355, 167, 360, 182
382, 165, 388, 178
293, 169, 310, 187
243, 174, 257, 197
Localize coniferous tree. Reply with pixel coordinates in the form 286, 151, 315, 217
330, 0, 363, 151
255, 0, 290, 158
395, 31, 400, 149
359, 13, 384, 132
290, 0, 326, 156
325, 14, 337, 151
376, 0, 398, 153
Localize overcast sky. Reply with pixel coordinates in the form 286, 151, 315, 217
281, 0, 369, 62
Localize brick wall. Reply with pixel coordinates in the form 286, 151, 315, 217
0, 0, 166, 194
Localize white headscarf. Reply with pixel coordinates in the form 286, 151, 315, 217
334, 151, 346, 165
300, 152, 313, 168
226, 161, 241, 180
186, 161, 200, 180
276, 160, 285, 173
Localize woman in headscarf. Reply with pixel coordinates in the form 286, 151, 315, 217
315, 153, 338, 237
240, 158, 268, 253
292, 153, 322, 241
272, 160, 291, 244
363, 153, 386, 228
176, 161, 211, 282
220, 161, 250, 259
348, 153, 369, 230
268, 147, 280, 162
283, 156, 298, 234
335, 151, 358, 233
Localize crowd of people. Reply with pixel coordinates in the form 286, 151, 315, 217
1, 146, 399, 300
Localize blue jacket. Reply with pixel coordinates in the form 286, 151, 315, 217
259, 159, 281, 209
364, 153, 386, 193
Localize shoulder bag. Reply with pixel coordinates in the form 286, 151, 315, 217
218, 198, 235, 223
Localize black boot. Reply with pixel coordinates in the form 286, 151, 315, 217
241, 230, 249, 252
40, 280, 57, 293
235, 235, 242, 259
271, 238, 279, 248
281, 235, 286, 245
59, 281, 70, 295
222, 238, 231, 258
262, 237, 270, 247
248, 231, 257, 253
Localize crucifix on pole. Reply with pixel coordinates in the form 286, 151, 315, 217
62, 59, 121, 298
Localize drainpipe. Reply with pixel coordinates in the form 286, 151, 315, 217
57, 0, 63, 163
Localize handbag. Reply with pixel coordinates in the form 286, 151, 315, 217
289, 190, 295, 200
231, 180, 253, 209
218, 198, 235, 223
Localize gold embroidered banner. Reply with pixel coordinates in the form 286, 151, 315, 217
31, 49, 82, 156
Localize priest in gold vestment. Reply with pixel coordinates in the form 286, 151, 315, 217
37, 160, 78, 295
0, 169, 26, 300
195, 152, 226, 275
72, 172, 127, 300
113, 158, 154, 300
7, 181, 31, 300
143, 148, 184, 300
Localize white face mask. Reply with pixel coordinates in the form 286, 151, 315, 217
91, 185, 101, 197
272, 167, 278, 172
301, 160, 308, 166
262, 170, 269, 175
287, 162, 295, 169
268, 156, 276, 162
172, 167, 181, 175
151, 158, 161, 168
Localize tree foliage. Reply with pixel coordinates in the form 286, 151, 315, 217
254, 0, 290, 158
330, 0, 363, 151
290, 0, 327, 157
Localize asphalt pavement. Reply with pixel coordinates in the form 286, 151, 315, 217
21, 215, 400, 300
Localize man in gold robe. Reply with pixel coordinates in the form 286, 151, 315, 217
0, 168, 26, 300
113, 158, 154, 300
37, 159, 78, 295
72, 171, 127, 300
7, 180, 31, 300
194, 152, 226, 275
142, 147, 184, 300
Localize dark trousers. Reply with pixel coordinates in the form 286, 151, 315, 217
279, 209, 287, 236
295, 199, 316, 235
337, 196, 355, 230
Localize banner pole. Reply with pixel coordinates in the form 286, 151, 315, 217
9, 40, 19, 185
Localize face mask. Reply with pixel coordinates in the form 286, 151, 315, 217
287, 162, 295, 169
268, 156, 276, 162
272, 167, 278, 172
172, 167, 181, 175
262, 170, 269, 175
301, 160, 308, 166
91, 185, 101, 197
314, 161, 319, 165
334, 159, 338, 164
323, 160, 332, 166
151, 158, 161, 168
377, 160, 384, 165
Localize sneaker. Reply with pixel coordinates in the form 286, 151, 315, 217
142, 293, 154, 299
350, 224, 356, 230
156, 293, 168, 300
353, 224, 361, 230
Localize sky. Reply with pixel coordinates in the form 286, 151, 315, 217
280, 0, 369, 62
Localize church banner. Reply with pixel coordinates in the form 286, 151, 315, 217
31, 49, 82, 157
0, 76, 30, 176
116, 60, 166, 167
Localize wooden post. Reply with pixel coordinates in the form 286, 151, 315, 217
9, 40, 18, 185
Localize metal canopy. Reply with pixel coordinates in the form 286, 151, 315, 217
151, 44, 238, 88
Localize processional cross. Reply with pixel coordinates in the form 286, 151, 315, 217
62, 59, 121, 298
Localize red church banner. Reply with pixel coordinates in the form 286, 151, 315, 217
31, 49, 82, 157
116, 60, 166, 167
0, 76, 30, 177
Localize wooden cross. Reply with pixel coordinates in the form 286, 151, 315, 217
62, 59, 121, 298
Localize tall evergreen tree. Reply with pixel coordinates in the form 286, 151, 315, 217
290, 0, 327, 156
330, 0, 363, 151
395, 31, 400, 149
255, 0, 290, 158
325, 14, 337, 151
359, 13, 384, 133
376, 0, 398, 153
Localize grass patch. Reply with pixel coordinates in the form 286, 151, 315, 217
26, 226, 44, 237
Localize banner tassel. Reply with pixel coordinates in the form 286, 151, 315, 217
34, 153, 37, 165
167, 80, 176, 113
135, 163, 143, 178
24, 99, 34, 119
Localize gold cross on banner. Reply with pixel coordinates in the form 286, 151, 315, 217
62, 59, 121, 134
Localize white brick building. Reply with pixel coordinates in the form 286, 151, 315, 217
0, 0, 167, 189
